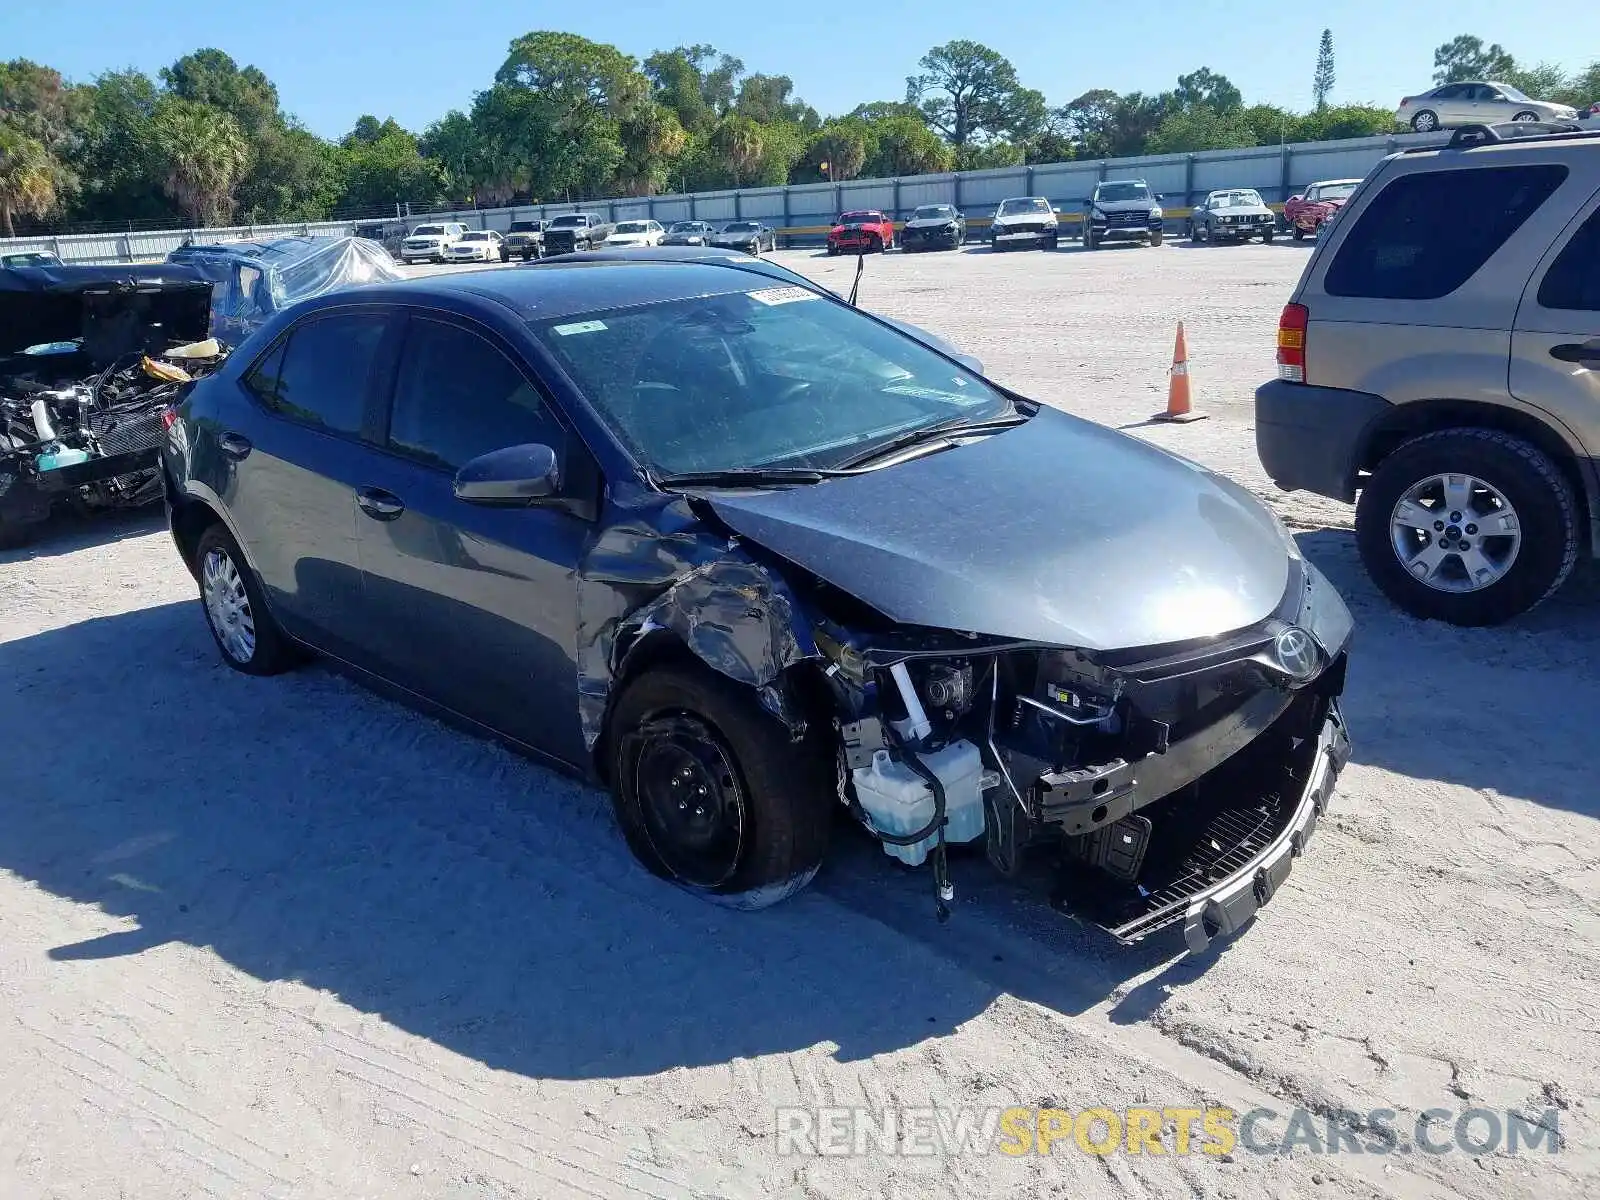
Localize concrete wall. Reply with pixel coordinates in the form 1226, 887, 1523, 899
0, 129, 1444, 265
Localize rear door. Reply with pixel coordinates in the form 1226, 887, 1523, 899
350, 311, 596, 765
1510, 185, 1600, 458
216, 307, 396, 657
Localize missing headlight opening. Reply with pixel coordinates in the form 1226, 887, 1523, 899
810, 566, 1350, 946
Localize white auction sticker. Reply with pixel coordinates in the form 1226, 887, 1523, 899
746, 286, 819, 306
552, 320, 607, 336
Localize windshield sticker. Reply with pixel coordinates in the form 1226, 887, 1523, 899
884, 383, 986, 406
552, 320, 607, 336
746, 286, 819, 306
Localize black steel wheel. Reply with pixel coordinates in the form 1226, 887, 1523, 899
608, 664, 832, 908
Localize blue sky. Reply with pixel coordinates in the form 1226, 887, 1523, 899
5, 0, 1597, 139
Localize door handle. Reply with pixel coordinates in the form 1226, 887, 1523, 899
356, 487, 405, 521
1550, 342, 1600, 369
217, 431, 252, 460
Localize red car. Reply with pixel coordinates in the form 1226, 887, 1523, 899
826, 210, 894, 255
1282, 178, 1362, 240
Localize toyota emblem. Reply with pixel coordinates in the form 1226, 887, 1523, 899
1273, 626, 1319, 679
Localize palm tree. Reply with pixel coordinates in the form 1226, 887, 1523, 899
0, 125, 58, 238
149, 98, 252, 226
710, 116, 764, 187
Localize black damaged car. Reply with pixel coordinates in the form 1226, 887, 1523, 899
900, 204, 966, 251
162, 259, 1352, 949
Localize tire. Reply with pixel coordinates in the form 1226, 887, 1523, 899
1354, 429, 1579, 626
1045, 235, 1059, 250
1512, 110, 1540, 122
1411, 109, 1439, 133
1263, 229, 1275, 243
194, 523, 298, 675
1150, 230, 1164, 247
1082, 227, 1096, 250
1189, 221, 1202, 243
827, 245, 838, 256
1292, 224, 1306, 241
522, 251, 532, 262
608, 663, 832, 909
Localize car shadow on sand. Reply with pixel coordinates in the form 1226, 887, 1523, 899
0, 598, 1203, 1083
1294, 526, 1600, 820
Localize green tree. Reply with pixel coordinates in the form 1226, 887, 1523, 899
149, 96, 251, 225
959, 142, 1024, 170
160, 49, 279, 138
237, 123, 345, 222
0, 124, 58, 235
1432, 35, 1516, 84
643, 46, 713, 134
1313, 29, 1335, 110
1174, 68, 1243, 113
905, 41, 1045, 147
735, 73, 816, 127
709, 114, 766, 185
616, 101, 688, 195
340, 117, 440, 210
1506, 62, 1570, 101
803, 120, 870, 182
69, 69, 169, 223
866, 115, 954, 176
1298, 104, 1399, 141
1146, 106, 1257, 154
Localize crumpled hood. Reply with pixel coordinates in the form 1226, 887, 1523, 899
906, 216, 959, 229
703, 407, 1293, 652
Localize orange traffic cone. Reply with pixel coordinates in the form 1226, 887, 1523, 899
1153, 321, 1207, 423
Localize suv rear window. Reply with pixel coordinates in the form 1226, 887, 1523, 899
1324, 165, 1567, 300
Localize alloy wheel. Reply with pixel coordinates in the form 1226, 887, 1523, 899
1388, 472, 1522, 593
202, 546, 257, 663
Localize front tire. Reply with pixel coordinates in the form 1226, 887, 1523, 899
608, 664, 832, 908
194, 523, 297, 675
1513, 110, 1540, 122
1354, 429, 1579, 626
1292, 224, 1306, 241
1150, 230, 1164, 247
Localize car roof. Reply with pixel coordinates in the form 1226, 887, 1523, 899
305, 259, 787, 325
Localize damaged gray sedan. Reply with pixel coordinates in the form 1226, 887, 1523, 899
161, 258, 1352, 949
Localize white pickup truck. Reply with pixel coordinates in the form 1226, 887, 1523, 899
399, 222, 467, 264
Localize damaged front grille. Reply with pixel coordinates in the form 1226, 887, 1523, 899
87, 406, 165, 457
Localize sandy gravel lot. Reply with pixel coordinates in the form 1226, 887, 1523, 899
2, 242, 1597, 1200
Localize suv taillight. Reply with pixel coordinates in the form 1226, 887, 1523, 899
1276, 303, 1309, 383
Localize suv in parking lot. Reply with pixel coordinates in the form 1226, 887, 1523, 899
1257, 123, 1600, 626
1083, 179, 1164, 249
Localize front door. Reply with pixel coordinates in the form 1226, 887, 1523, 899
1511, 189, 1600, 460
218, 308, 394, 657
351, 312, 593, 766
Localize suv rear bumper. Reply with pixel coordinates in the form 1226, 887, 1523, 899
1255, 379, 1392, 502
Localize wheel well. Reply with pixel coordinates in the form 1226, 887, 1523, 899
590, 630, 836, 785
1356, 400, 1594, 538
170, 496, 223, 580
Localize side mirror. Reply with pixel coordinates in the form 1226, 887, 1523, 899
954, 353, 985, 376
454, 443, 561, 506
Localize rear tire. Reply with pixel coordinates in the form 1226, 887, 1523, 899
1411, 109, 1440, 133
608, 664, 832, 909
1355, 429, 1579, 626
194, 523, 298, 675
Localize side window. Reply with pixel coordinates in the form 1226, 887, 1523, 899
389, 318, 562, 472
244, 312, 387, 434
1538, 206, 1600, 311
1324, 165, 1568, 300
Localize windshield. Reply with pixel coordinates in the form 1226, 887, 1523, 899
461, 232, 490, 241
510, 222, 539, 232
913, 206, 954, 220
532, 286, 1011, 475
412, 226, 446, 236
1213, 190, 1263, 208
549, 216, 587, 228
668, 222, 705, 233
1320, 182, 1358, 201
2, 252, 58, 266
1095, 183, 1150, 203
615, 222, 651, 234
838, 212, 878, 224
723, 222, 759, 233
997, 198, 1051, 216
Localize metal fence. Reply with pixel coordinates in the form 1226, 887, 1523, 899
0, 129, 1446, 265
